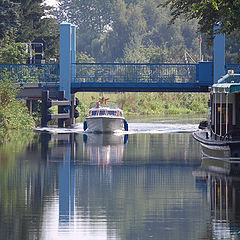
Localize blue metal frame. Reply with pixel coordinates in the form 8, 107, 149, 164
0, 62, 214, 92
225, 64, 240, 74
0, 63, 59, 87
73, 62, 197, 84
71, 62, 212, 92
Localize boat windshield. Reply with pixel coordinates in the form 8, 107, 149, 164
90, 101, 122, 109
108, 110, 117, 116
99, 110, 106, 115
91, 110, 97, 116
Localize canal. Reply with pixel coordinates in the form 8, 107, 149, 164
0, 118, 240, 240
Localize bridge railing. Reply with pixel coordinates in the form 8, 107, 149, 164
72, 63, 198, 84
225, 64, 240, 74
0, 63, 60, 86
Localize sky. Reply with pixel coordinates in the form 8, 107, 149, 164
45, 0, 57, 7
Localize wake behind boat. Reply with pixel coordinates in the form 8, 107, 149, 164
83, 97, 128, 133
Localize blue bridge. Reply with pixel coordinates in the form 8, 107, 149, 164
1, 61, 215, 93
0, 22, 236, 126
1, 61, 239, 95
0, 22, 235, 99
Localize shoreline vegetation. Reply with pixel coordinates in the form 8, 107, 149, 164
76, 92, 209, 120
0, 73, 35, 143
0, 76, 209, 142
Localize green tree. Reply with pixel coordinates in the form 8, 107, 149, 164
0, 0, 19, 40
0, 72, 35, 140
161, 0, 240, 35
55, 0, 113, 54
91, 0, 147, 61
54, 0, 207, 62
12, 0, 59, 61
77, 52, 96, 63
0, 42, 28, 64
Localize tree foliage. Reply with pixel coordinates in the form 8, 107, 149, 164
0, 0, 19, 39
161, 0, 240, 35
0, 33, 29, 63
14, 0, 59, 60
0, 72, 35, 141
0, 0, 59, 61
55, 0, 202, 62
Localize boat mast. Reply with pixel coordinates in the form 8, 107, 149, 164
214, 93, 217, 134
220, 94, 222, 136
226, 93, 228, 135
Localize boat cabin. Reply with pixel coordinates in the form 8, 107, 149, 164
210, 74, 240, 139
89, 108, 123, 117
89, 99, 124, 117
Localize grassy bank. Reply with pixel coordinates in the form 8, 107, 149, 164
0, 73, 35, 143
76, 92, 209, 120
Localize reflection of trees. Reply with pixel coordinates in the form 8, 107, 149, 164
0, 132, 59, 240
0, 131, 207, 240
74, 164, 209, 240
123, 133, 201, 164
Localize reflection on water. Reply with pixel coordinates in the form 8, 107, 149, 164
193, 163, 240, 240
83, 134, 128, 166
0, 128, 240, 240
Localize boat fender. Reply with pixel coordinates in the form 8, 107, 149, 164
74, 109, 79, 118
83, 121, 87, 131
83, 134, 88, 143
124, 134, 128, 144
75, 97, 79, 106
124, 119, 128, 131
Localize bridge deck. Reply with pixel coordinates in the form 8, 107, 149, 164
1, 62, 237, 94
71, 82, 209, 92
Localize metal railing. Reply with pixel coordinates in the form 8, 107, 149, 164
225, 64, 240, 74
0, 63, 60, 86
218, 73, 240, 84
72, 63, 197, 84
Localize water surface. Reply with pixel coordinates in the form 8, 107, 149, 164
1, 120, 240, 240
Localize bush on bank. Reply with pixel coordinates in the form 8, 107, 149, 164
0, 72, 35, 142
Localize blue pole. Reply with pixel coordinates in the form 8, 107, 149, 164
213, 25, 225, 83
71, 25, 76, 83
60, 22, 72, 101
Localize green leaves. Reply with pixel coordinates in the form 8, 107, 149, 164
0, 42, 29, 64
163, 0, 240, 35
0, 72, 35, 141
0, 0, 19, 39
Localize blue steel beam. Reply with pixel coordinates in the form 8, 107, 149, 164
71, 82, 209, 92
71, 62, 212, 92
0, 63, 59, 86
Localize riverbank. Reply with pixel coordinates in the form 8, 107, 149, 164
76, 92, 209, 120
0, 73, 35, 143
0, 90, 208, 143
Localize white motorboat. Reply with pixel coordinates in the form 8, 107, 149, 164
83, 97, 128, 133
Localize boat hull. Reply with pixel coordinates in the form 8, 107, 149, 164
86, 117, 125, 133
192, 131, 240, 174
